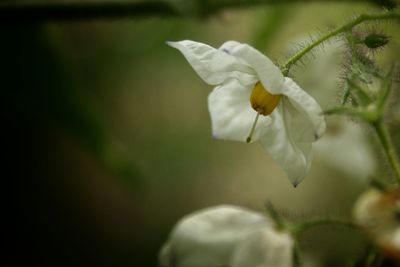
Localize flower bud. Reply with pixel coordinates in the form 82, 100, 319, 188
363, 33, 389, 49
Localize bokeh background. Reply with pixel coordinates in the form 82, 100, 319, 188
5, 1, 400, 266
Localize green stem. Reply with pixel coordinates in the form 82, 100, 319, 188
341, 83, 351, 105
293, 218, 359, 236
372, 120, 400, 185
264, 202, 287, 231
281, 10, 400, 76
323, 106, 377, 121
292, 240, 302, 267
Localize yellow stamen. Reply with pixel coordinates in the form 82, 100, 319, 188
250, 82, 281, 116
246, 82, 282, 143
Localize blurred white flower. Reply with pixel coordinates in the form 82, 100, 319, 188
159, 205, 294, 267
168, 40, 325, 186
314, 117, 376, 180
353, 188, 400, 261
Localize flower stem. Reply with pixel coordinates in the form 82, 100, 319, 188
281, 10, 400, 76
372, 120, 400, 185
292, 218, 359, 236
292, 241, 302, 267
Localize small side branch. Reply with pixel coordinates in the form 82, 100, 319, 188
372, 120, 400, 185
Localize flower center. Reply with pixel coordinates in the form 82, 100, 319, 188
246, 82, 282, 143
250, 82, 281, 116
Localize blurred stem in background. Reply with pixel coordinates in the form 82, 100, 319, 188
373, 120, 400, 184
0, 0, 397, 23
292, 218, 360, 236
251, 5, 291, 51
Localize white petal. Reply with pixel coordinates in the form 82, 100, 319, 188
208, 79, 272, 142
167, 40, 255, 85
219, 41, 285, 94
231, 227, 294, 267
160, 205, 271, 267
261, 78, 325, 185
259, 104, 312, 186
281, 77, 326, 140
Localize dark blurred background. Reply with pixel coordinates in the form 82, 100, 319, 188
3, 1, 399, 266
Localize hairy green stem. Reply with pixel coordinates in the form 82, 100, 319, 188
372, 120, 400, 185
264, 202, 287, 230
0, 0, 395, 23
281, 10, 400, 76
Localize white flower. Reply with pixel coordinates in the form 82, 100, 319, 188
167, 40, 325, 186
159, 205, 294, 267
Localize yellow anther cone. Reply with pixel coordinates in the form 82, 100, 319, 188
250, 82, 281, 116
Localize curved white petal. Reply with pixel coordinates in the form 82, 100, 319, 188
167, 40, 255, 85
208, 78, 272, 143
281, 78, 326, 140
159, 205, 271, 267
259, 104, 312, 186
231, 227, 294, 267
219, 41, 285, 94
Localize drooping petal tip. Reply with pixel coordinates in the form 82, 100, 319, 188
259, 105, 311, 187
166, 40, 177, 48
